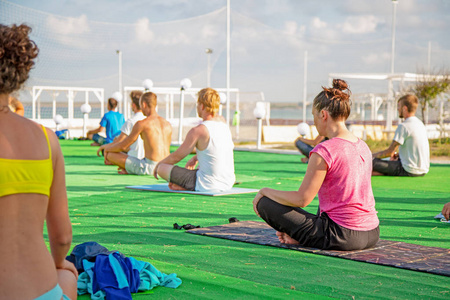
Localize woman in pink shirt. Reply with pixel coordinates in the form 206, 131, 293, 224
253, 79, 379, 250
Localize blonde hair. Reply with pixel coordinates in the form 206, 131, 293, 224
140, 92, 157, 109
197, 88, 220, 115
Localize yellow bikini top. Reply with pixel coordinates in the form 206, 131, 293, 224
0, 125, 53, 197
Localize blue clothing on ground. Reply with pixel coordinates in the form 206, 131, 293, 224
100, 110, 125, 143
66, 241, 115, 274
77, 253, 182, 299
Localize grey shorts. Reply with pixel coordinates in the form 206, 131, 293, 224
170, 166, 198, 191
125, 157, 157, 175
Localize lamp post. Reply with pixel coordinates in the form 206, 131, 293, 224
80, 103, 92, 137
219, 92, 226, 116
53, 114, 63, 131
387, 0, 398, 134
178, 78, 192, 144
142, 79, 154, 91
116, 50, 123, 112
297, 122, 310, 138
205, 48, 213, 87
253, 103, 266, 150
390, 0, 398, 74
111, 91, 123, 113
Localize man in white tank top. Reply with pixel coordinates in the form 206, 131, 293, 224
154, 88, 236, 192
372, 94, 430, 177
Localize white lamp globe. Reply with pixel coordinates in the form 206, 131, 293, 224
80, 103, 92, 114
253, 106, 266, 119
111, 91, 123, 102
53, 114, 64, 125
219, 92, 227, 104
297, 122, 310, 136
142, 79, 154, 91
180, 78, 192, 90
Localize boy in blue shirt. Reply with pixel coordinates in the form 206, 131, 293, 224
87, 98, 125, 146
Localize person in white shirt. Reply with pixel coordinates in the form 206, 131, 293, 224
372, 94, 430, 176
154, 88, 236, 192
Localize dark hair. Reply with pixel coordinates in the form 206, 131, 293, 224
130, 90, 143, 110
140, 92, 157, 109
398, 94, 418, 113
0, 24, 39, 94
108, 98, 118, 109
313, 79, 352, 120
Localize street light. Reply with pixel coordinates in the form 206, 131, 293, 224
116, 50, 123, 113
297, 122, 310, 137
142, 79, 154, 91
53, 114, 64, 131
390, 0, 398, 74
219, 92, 227, 116
80, 103, 92, 137
178, 78, 192, 144
111, 91, 123, 105
253, 102, 266, 150
205, 48, 213, 87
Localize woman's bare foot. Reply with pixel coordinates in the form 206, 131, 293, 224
168, 182, 187, 191
118, 167, 128, 175
276, 231, 300, 245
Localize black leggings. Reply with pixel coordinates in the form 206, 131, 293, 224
257, 197, 380, 251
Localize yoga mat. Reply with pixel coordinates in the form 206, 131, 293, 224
126, 184, 259, 196
186, 221, 450, 277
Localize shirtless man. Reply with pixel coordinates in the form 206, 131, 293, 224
153, 88, 235, 192
97, 92, 172, 175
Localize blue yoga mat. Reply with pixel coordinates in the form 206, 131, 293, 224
126, 184, 259, 196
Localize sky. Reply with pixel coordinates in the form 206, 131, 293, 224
1, 0, 450, 104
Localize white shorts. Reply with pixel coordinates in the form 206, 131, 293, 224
125, 157, 157, 175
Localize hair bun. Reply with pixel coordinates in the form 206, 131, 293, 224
332, 79, 348, 91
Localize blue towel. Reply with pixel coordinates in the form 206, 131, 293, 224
78, 252, 182, 299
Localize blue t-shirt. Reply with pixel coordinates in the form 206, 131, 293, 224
100, 110, 125, 143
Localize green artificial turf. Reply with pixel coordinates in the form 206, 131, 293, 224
52, 140, 450, 299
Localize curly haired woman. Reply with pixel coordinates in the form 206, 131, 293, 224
0, 24, 77, 299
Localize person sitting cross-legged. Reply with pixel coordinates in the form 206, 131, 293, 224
253, 79, 380, 251
372, 94, 430, 177
97, 92, 172, 175
154, 88, 236, 192
87, 97, 125, 146
101, 90, 146, 173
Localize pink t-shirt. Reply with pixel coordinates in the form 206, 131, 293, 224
310, 138, 379, 231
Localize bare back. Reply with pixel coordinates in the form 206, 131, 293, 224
0, 111, 67, 298
139, 114, 172, 161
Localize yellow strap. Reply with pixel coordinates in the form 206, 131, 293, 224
41, 125, 52, 159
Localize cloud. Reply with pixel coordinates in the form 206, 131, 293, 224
340, 15, 382, 34
283, 21, 305, 36
135, 18, 154, 44
311, 17, 327, 29
362, 52, 390, 65
46, 14, 90, 35
201, 24, 220, 39
45, 15, 91, 48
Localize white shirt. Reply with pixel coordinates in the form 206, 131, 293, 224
121, 111, 146, 159
394, 116, 430, 174
196, 120, 236, 192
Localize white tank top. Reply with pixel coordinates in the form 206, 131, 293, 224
195, 120, 235, 192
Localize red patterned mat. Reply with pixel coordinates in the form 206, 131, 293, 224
187, 221, 450, 277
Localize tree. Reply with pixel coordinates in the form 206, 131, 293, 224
410, 73, 450, 124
